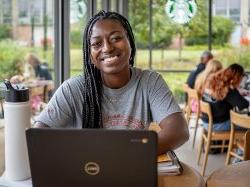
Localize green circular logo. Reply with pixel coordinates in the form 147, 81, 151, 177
165, 0, 197, 24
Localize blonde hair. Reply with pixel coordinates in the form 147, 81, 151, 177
195, 59, 223, 95
25, 53, 41, 66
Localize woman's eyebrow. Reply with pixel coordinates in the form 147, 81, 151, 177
91, 30, 123, 39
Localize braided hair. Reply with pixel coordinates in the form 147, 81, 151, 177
82, 10, 136, 128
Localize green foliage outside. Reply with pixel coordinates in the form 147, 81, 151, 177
161, 72, 189, 104
186, 16, 235, 46
70, 18, 86, 48
128, 0, 177, 49
0, 25, 11, 40
0, 40, 54, 81
70, 30, 82, 48
127, 0, 235, 48
0, 40, 26, 80
216, 47, 250, 69
0, 0, 244, 104
211, 16, 234, 46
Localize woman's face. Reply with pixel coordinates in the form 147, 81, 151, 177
90, 19, 131, 75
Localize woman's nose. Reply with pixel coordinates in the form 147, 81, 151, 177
102, 40, 113, 53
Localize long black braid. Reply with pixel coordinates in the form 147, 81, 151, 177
82, 10, 136, 128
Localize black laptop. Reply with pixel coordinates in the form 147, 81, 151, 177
26, 128, 157, 187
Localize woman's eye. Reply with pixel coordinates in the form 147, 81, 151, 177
111, 36, 122, 42
91, 42, 102, 48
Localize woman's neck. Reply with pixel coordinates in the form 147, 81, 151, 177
102, 68, 131, 89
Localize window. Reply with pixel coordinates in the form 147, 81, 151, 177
70, 0, 87, 77
229, 0, 240, 23
214, 0, 227, 16
0, 0, 55, 91
0, 0, 12, 24
248, 0, 250, 23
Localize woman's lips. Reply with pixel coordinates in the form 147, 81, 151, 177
102, 55, 119, 64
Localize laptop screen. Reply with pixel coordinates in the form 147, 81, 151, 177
26, 129, 157, 187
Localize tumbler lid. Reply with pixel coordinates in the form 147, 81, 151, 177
4, 80, 29, 102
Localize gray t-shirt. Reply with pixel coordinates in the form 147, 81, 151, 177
36, 67, 181, 129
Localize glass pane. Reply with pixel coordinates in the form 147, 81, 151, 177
128, 0, 149, 70
110, 0, 117, 12
0, 0, 54, 115
229, 0, 240, 19
214, 0, 227, 16
127, 0, 210, 103
0, 0, 55, 106
229, 0, 240, 9
70, 0, 87, 77
96, 0, 103, 12
214, 0, 227, 8
215, 9, 227, 15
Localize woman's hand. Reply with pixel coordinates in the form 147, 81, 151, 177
33, 121, 50, 128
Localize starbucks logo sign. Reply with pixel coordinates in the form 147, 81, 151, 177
165, 0, 197, 24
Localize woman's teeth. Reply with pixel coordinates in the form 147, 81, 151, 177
103, 56, 118, 63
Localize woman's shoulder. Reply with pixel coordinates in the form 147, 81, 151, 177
61, 75, 85, 91
133, 67, 162, 81
132, 67, 167, 92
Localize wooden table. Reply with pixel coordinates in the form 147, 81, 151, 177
0, 162, 205, 187
24, 80, 54, 103
158, 162, 205, 187
206, 160, 250, 187
0, 123, 205, 187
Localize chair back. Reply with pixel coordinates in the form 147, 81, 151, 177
198, 100, 231, 175
182, 83, 190, 93
226, 110, 250, 164
230, 110, 250, 129
245, 130, 250, 160
187, 88, 201, 111
200, 100, 212, 124
188, 88, 200, 100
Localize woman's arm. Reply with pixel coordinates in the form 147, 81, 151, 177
157, 112, 189, 155
226, 89, 249, 110
33, 121, 50, 128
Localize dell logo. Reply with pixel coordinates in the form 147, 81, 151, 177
130, 138, 149, 144
84, 162, 100, 175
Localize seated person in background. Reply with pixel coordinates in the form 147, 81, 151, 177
186, 51, 213, 89
201, 63, 249, 131
194, 59, 223, 96
238, 73, 250, 96
25, 53, 52, 81
34, 10, 189, 155
188, 59, 223, 113
10, 53, 52, 83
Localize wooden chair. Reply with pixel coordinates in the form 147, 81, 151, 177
225, 110, 250, 165
43, 81, 54, 103
186, 88, 201, 148
197, 100, 231, 176
181, 83, 190, 115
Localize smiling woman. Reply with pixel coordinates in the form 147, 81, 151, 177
34, 10, 189, 155
90, 19, 132, 88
